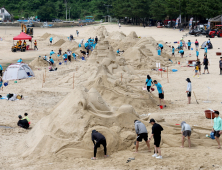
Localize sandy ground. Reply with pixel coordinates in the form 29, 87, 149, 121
0, 23, 222, 170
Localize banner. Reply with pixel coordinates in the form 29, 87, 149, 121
176, 17, 179, 27
207, 21, 210, 29
189, 17, 193, 29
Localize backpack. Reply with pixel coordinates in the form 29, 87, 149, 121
195, 41, 199, 45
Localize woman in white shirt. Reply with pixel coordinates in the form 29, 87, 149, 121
186, 78, 192, 104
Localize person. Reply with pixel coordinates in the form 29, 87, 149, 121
16, 41, 19, 47
119, 23, 121, 29
220, 57, 222, 75
23, 40, 26, 47
63, 52, 68, 64
179, 40, 183, 50
134, 120, 151, 152
22, 113, 30, 124
59, 48, 62, 55
34, 40, 38, 50
70, 34, 73, 41
181, 121, 191, 148
18, 40, 22, 46
157, 43, 163, 52
195, 39, 199, 50
207, 39, 211, 47
212, 111, 222, 149
152, 80, 166, 107
17, 115, 29, 129
17, 58, 22, 63
80, 39, 84, 45
0, 64, 3, 77
178, 49, 184, 58
148, 119, 163, 159
92, 42, 96, 49
117, 49, 120, 54
50, 50, 55, 56
196, 59, 201, 75
157, 48, 161, 56
193, 64, 199, 78
84, 41, 89, 49
186, 78, 192, 104
145, 75, 153, 93
95, 36, 98, 44
204, 45, 208, 56
203, 55, 209, 74
43, 55, 48, 61
0, 77, 3, 91
187, 40, 191, 50
76, 30, 79, 37
80, 50, 86, 60
67, 49, 72, 62
49, 57, 54, 66
196, 49, 199, 59
49, 37, 53, 45
91, 130, 108, 160
172, 46, 175, 57
72, 52, 77, 61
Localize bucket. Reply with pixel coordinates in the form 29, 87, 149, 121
216, 52, 221, 56
159, 68, 163, 71
191, 48, 193, 50
205, 110, 217, 119
160, 105, 163, 109
178, 61, 180, 64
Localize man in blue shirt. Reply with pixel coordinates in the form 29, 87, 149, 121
204, 46, 208, 56
152, 80, 166, 107
117, 49, 120, 54
157, 43, 163, 52
187, 40, 191, 50
180, 40, 183, 50
0, 64, 3, 77
17, 58, 22, 63
49, 37, 53, 45
50, 50, 55, 56
212, 111, 222, 149
178, 50, 184, 58
49, 57, 54, 65
196, 49, 199, 59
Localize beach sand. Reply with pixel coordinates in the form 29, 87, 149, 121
0, 23, 222, 170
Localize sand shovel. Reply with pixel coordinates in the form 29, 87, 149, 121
193, 91, 199, 104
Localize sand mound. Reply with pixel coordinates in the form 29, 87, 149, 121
41, 33, 51, 39
61, 41, 78, 51
108, 31, 126, 41
53, 39, 66, 46
127, 31, 138, 39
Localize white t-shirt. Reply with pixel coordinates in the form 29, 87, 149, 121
67, 51, 72, 56
187, 82, 192, 92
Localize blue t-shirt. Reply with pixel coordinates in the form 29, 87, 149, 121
179, 50, 184, 53
0, 81, 2, 88
44, 56, 47, 60
78, 44, 81, 47
17, 59, 22, 63
158, 44, 163, 48
146, 78, 152, 86
117, 50, 120, 54
157, 49, 161, 55
84, 43, 88, 48
180, 41, 183, 46
64, 54, 68, 59
49, 58, 54, 64
172, 48, 175, 53
187, 42, 191, 46
57, 54, 60, 57
72, 53, 76, 58
0, 65, 2, 70
196, 51, 199, 56
155, 82, 163, 93
204, 47, 208, 53
50, 51, 55, 56
49, 37, 53, 41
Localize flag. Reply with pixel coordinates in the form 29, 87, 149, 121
189, 17, 193, 28
207, 21, 210, 29
176, 17, 179, 27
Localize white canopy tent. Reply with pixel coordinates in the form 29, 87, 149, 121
3, 63, 34, 81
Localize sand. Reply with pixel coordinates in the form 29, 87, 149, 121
0, 23, 222, 170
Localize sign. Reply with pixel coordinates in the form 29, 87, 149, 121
189, 17, 193, 29
207, 21, 210, 29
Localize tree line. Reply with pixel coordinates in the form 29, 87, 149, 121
0, 0, 221, 22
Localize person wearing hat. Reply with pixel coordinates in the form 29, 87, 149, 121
91, 130, 108, 160
212, 111, 222, 149
134, 120, 151, 153
186, 78, 192, 104
181, 121, 192, 148
17, 115, 29, 129
219, 57, 222, 75
148, 119, 163, 159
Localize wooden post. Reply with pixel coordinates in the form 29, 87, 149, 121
42, 73, 44, 88
121, 73, 122, 82
167, 66, 169, 83
161, 68, 162, 78
73, 73, 74, 89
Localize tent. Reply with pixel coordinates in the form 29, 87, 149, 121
3, 63, 35, 81
201, 41, 213, 49
13, 32, 32, 40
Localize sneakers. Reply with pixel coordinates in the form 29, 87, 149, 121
156, 156, 162, 159
152, 154, 158, 157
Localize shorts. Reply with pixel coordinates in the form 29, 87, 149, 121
137, 133, 148, 142
183, 130, 191, 137
195, 45, 198, 48
147, 86, 151, 92
199, 67, 201, 71
161, 47, 163, 50
172, 53, 174, 55
214, 131, 221, 138
154, 136, 161, 147
195, 70, 198, 73
187, 92, 191, 97
188, 46, 190, 50
181, 52, 184, 55
50, 41, 52, 43
159, 93, 164, 99
50, 62, 54, 65
204, 65, 208, 70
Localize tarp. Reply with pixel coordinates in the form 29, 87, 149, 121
13, 32, 32, 40
201, 41, 213, 49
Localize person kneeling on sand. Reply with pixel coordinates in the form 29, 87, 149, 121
49, 57, 54, 66
91, 130, 108, 160
148, 119, 163, 159
17, 115, 29, 129
212, 111, 222, 149
181, 121, 192, 148
22, 113, 30, 125
178, 49, 184, 58
134, 120, 151, 153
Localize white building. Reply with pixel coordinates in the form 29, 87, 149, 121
0, 7, 12, 22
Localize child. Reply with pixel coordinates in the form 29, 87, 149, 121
178, 49, 184, 58
196, 49, 199, 59
193, 64, 199, 78
172, 46, 175, 57
0, 77, 3, 91
157, 48, 161, 56
204, 45, 208, 56
72, 52, 77, 61
23, 113, 30, 124
187, 40, 191, 50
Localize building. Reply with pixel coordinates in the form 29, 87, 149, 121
0, 7, 12, 22
208, 15, 222, 28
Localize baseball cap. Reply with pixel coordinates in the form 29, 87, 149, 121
18, 115, 22, 118
186, 78, 190, 82
149, 118, 155, 123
